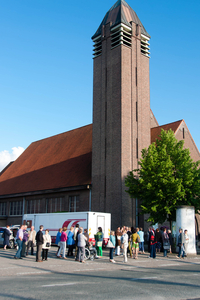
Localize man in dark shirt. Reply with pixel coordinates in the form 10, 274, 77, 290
36, 225, 44, 262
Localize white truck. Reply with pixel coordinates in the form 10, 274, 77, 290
23, 211, 111, 245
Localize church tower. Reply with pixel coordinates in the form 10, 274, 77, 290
91, 0, 151, 229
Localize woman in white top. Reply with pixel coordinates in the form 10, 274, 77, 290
42, 229, 51, 261
121, 229, 128, 263
184, 229, 189, 257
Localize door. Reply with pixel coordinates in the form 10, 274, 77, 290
97, 216, 105, 234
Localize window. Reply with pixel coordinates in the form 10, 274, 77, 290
0, 202, 7, 216
69, 196, 79, 212
10, 201, 23, 216
46, 197, 64, 213
136, 138, 138, 159
111, 24, 132, 49
26, 200, 41, 214
93, 35, 102, 58
141, 34, 150, 57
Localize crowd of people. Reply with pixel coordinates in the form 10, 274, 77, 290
2, 224, 190, 263
108, 226, 189, 262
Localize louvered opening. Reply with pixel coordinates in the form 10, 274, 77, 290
141, 34, 150, 57
93, 35, 102, 58
111, 24, 132, 49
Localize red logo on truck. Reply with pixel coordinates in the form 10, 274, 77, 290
62, 219, 86, 229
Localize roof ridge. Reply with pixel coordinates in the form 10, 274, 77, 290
151, 120, 183, 130
31, 123, 92, 145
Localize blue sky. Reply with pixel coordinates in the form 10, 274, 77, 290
0, 0, 200, 170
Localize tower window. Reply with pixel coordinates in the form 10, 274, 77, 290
93, 35, 102, 58
111, 24, 132, 49
141, 34, 150, 57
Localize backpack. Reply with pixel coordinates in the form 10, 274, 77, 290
150, 231, 155, 242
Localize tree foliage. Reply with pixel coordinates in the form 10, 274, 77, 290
125, 129, 200, 225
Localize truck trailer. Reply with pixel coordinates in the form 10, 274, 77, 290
23, 211, 111, 244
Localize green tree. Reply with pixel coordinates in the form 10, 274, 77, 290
125, 129, 200, 228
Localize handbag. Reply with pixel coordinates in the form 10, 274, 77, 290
46, 242, 50, 247
163, 241, 170, 250
107, 240, 114, 248
97, 241, 102, 247
136, 235, 140, 243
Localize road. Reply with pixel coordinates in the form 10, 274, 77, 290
0, 247, 200, 300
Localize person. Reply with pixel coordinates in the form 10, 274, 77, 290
74, 224, 80, 260
57, 227, 67, 259
162, 228, 169, 257
77, 227, 87, 263
149, 228, 157, 259
121, 228, 128, 263
88, 241, 98, 259
138, 227, 145, 254
95, 227, 104, 257
183, 229, 189, 257
42, 229, 51, 261
176, 228, 184, 259
84, 229, 90, 248
55, 228, 62, 255
115, 227, 122, 256
147, 227, 151, 254
131, 228, 139, 259
67, 226, 75, 256
14, 225, 24, 259
109, 231, 116, 263
21, 225, 29, 257
127, 227, 132, 258
155, 228, 162, 254
168, 229, 173, 254
26, 226, 36, 256
3, 225, 11, 250
36, 225, 44, 262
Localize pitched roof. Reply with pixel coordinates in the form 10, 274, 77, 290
92, 0, 150, 40
0, 124, 92, 196
151, 120, 183, 143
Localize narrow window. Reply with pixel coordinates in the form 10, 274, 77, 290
104, 176, 106, 198
105, 138, 107, 159
136, 102, 138, 122
135, 67, 137, 86
69, 196, 79, 212
136, 138, 138, 159
183, 128, 185, 139
105, 101, 107, 123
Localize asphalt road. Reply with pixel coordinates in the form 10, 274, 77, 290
0, 247, 200, 300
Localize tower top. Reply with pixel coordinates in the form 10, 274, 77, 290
92, 0, 150, 40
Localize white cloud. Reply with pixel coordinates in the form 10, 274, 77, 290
0, 147, 25, 172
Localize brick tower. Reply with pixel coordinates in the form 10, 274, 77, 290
91, 0, 151, 229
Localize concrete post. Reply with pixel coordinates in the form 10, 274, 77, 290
176, 206, 196, 254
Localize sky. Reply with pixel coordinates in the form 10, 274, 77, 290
0, 0, 200, 171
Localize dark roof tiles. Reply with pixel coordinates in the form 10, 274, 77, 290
151, 120, 183, 143
92, 0, 150, 39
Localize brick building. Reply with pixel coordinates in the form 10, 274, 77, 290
0, 0, 199, 229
